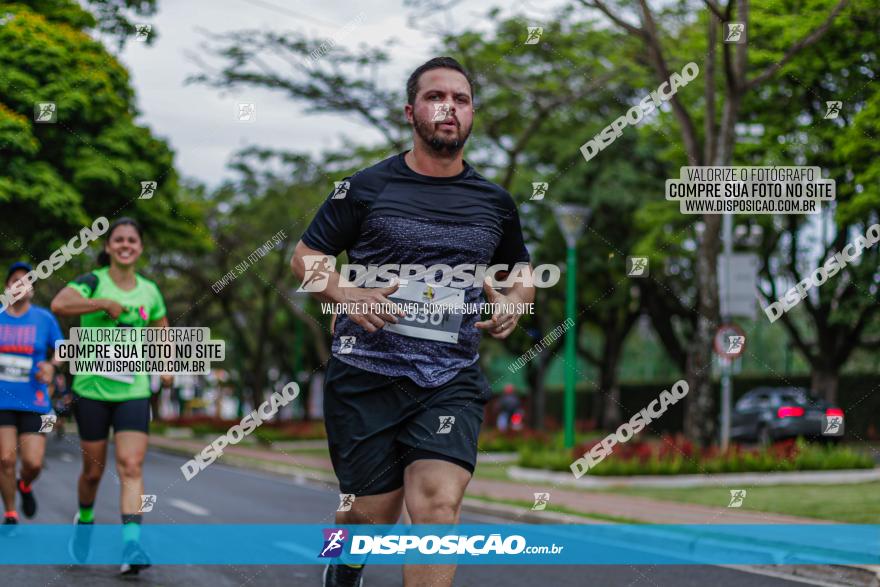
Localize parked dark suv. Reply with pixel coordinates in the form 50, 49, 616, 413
730, 387, 843, 445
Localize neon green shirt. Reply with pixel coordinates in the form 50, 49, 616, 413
67, 267, 167, 402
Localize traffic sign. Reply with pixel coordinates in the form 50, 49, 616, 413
714, 323, 746, 359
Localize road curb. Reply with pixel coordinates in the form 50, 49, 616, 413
149, 438, 877, 585
149, 438, 339, 486
509, 465, 880, 488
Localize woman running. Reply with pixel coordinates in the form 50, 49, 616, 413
51, 217, 170, 575
0, 262, 63, 524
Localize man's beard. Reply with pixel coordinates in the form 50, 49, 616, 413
413, 114, 472, 156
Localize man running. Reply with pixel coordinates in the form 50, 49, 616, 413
291, 56, 535, 587
0, 262, 64, 524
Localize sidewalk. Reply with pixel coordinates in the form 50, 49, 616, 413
149, 436, 826, 525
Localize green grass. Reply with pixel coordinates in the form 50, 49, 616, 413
472, 462, 516, 482
595, 482, 880, 523
465, 494, 644, 524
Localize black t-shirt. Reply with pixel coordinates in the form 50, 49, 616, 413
302, 152, 529, 387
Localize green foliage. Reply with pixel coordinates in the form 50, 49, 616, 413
519, 437, 874, 475
0, 0, 205, 282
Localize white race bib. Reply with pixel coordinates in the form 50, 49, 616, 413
384, 281, 465, 343
0, 353, 32, 383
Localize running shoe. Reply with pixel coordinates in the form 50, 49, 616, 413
17, 479, 36, 518
68, 512, 94, 563
2, 514, 19, 537
120, 540, 152, 575
323, 563, 364, 587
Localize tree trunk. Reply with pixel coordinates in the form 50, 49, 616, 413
810, 368, 839, 404
527, 357, 548, 430
684, 213, 721, 446
598, 343, 622, 429
684, 94, 740, 447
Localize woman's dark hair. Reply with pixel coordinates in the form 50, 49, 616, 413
97, 217, 143, 267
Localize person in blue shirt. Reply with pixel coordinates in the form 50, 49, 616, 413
0, 262, 63, 524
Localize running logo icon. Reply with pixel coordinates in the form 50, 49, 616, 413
298, 255, 336, 292
138, 494, 157, 513
822, 415, 844, 436
134, 24, 151, 41
337, 494, 355, 512
140, 181, 157, 200
431, 103, 451, 122
331, 181, 350, 200
338, 336, 356, 355
437, 416, 455, 434
727, 335, 745, 355
531, 182, 548, 201
319, 528, 348, 558
531, 492, 550, 511
627, 256, 649, 277
237, 103, 256, 122
724, 22, 745, 43
38, 414, 56, 433
525, 27, 543, 45
824, 101, 842, 119
728, 489, 746, 508
34, 102, 57, 123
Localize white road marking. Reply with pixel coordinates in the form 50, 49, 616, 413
168, 498, 210, 516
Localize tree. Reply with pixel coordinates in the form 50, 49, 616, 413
579, 0, 852, 445
746, 2, 880, 402
0, 0, 201, 284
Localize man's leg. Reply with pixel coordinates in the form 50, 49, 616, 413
402, 459, 471, 587
18, 433, 45, 486
17, 431, 46, 518
0, 427, 18, 517
336, 487, 404, 525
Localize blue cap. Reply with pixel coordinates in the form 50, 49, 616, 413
6, 261, 32, 282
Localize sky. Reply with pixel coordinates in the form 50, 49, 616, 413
115, 0, 557, 188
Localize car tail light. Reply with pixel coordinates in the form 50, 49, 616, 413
825, 408, 844, 417
777, 406, 804, 418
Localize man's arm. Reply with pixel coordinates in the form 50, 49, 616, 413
475, 264, 536, 340
290, 240, 404, 333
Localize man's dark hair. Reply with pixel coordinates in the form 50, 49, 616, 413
406, 56, 473, 105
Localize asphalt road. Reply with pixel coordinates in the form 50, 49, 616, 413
0, 434, 836, 586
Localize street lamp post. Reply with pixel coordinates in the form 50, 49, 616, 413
553, 204, 591, 449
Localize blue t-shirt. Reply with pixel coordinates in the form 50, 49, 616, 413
0, 305, 63, 414
302, 152, 530, 388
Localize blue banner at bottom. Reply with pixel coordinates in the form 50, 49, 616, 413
0, 524, 877, 565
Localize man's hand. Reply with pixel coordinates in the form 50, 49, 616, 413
339, 281, 406, 333
475, 278, 523, 339
36, 361, 55, 384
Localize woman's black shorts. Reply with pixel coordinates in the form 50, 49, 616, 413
72, 394, 150, 441
0, 410, 43, 434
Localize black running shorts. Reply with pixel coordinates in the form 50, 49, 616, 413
323, 357, 492, 496
0, 410, 43, 434
73, 394, 150, 441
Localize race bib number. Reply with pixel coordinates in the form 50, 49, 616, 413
0, 353, 33, 383
384, 282, 465, 344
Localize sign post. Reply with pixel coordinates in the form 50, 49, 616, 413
714, 322, 746, 450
